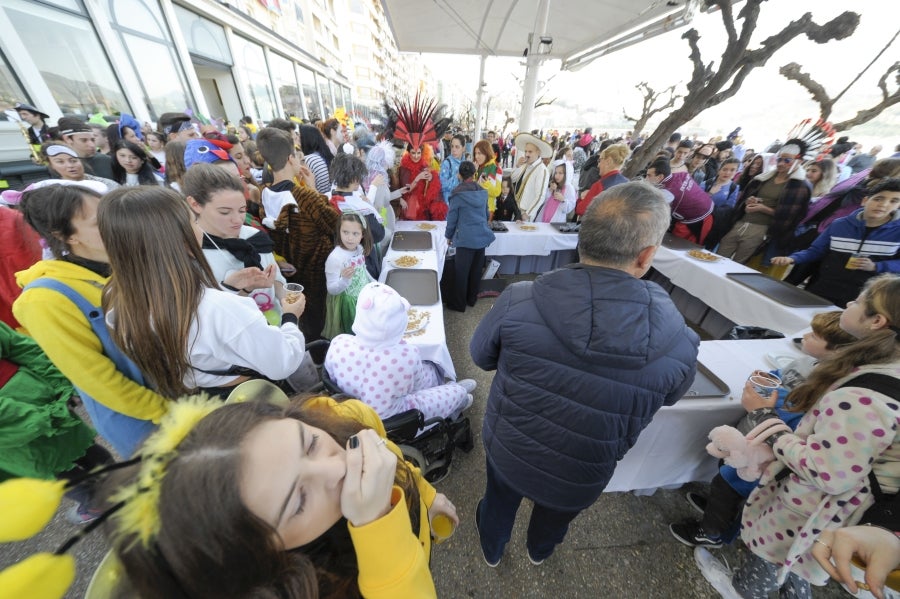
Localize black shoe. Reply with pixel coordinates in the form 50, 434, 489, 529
685, 491, 708, 515
669, 521, 724, 548
475, 499, 501, 567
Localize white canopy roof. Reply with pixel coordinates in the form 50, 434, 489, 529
380, 0, 701, 70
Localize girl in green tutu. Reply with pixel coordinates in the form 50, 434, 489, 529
323, 212, 374, 338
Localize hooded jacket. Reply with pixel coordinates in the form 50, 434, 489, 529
470, 264, 699, 510
445, 181, 495, 249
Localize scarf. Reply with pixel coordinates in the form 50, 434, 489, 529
61, 254, 111, 278
201, 230, 274, 270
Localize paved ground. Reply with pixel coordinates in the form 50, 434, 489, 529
0, 273, 850, 598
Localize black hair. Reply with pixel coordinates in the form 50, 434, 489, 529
299, 124, 335, 167
676, 140, 694, 150
111, 140, 161, 186
458, 160, 476, 180
668, 132, 682, 143
868, 177, 900, 195
331, 153, 368, 188
269, 118, 297, 133
648, 158, 671, 178
20, 184, 102, 258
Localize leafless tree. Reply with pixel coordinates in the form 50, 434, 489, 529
622, 0, 859, 178
622, 82, 682, 138
779, 27, 899, 132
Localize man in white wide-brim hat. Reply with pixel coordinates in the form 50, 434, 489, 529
511, 133, 552, 221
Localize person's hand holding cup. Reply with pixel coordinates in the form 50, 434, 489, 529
282, 283, 306, 318
742, 370, 781, 411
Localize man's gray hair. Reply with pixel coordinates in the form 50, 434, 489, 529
578, 181, 670, 267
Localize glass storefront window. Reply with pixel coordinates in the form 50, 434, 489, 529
106, 0, 193, 120
296, 64, 320, 121
232, 35, 277, 121
319, 78, 334, 118
2, 1, 129, 116
270, 53, 302, 120
0, 48, 28, 118
173, 4, 232, 65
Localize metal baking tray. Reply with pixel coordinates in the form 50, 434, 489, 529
551, 222, 580, 233
384, 269, 439, 305
391, 231, 433, 251
681, 361, 730, 399
726, 272, 833, 307
662, 232, 701, 251
489, 221, 509, 232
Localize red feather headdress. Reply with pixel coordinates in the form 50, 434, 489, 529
384, 92, 451, 149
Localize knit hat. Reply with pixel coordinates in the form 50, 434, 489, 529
352, 283, 410, 349
183, 139, 233, 169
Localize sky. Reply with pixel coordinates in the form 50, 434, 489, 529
419, 0, 899, 152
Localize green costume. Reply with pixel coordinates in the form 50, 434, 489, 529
0, 322, 95, 481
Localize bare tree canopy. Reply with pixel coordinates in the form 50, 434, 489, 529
622, 82, 682, 138
779, 27, 900, 132
623, 0, 859, 178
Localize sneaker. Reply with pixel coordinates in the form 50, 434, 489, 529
670, 521, 724, 548
66, 503, 102, 525
685, 491, 708, 515
526, 549, 545, 566
457, 379, 477, 393
475, 499, 501, 567
694, 547, 742, 599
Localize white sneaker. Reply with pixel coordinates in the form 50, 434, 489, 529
694, 547, 742, 599
457, 379, 477, 393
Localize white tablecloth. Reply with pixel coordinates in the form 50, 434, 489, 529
485, 222, 578, 256
652, 245, 838, 337
605, 337, 805, 493
381, 222, 456, 379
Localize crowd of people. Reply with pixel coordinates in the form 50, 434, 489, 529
0, 100, 897, 599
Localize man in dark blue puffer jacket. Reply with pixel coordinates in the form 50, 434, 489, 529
470, 181, 700, 567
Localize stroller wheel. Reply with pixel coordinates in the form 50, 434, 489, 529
398, 444, 427, 471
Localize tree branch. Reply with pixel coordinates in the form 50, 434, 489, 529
779, 62, 834, 119
833, 27, 899, 105
832, 62, 900, 131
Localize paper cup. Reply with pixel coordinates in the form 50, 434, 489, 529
748, 372, 781, 397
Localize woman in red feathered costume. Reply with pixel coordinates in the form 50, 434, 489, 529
399, 143, 445, 221
386, 93, 451, 221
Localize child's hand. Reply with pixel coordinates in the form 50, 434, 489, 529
340, 264, 355, 279
771, 257, 793, 266
281, 292, 305, 317
298, 165, 315, 188
428, 493, 459, 529
741, 379, 778, 412
341, 430, 397, 527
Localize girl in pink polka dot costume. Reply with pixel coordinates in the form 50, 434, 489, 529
324, 282, 475, 422
697, 274, 900, 598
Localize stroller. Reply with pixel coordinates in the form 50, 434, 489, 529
321, 366, 473, 483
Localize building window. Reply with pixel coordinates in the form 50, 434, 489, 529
270, 52, 302, 119
0, 48, 28, 117
318, 78, 333, 118
232, 35, 277, 121
173, 4, 232, 65
296, 64, 321, 121
1, 0, 129, 116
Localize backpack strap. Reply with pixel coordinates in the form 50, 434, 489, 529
22, 278, 144, 385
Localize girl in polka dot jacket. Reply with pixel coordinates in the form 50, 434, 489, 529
705, 274, 900, 598
323, 283, 475, 423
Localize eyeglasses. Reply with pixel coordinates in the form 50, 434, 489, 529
777, 157, 796, 164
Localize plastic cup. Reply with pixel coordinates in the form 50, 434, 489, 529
284, 283, 304, 304
431, 513, 455, 544
845, 253, 867, 269
748, 371, 781, 397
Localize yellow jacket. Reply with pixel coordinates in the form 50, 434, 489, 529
13, 260, 169, 423
308, 397, 437, 598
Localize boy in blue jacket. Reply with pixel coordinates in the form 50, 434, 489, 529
772, 177, 900, 307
